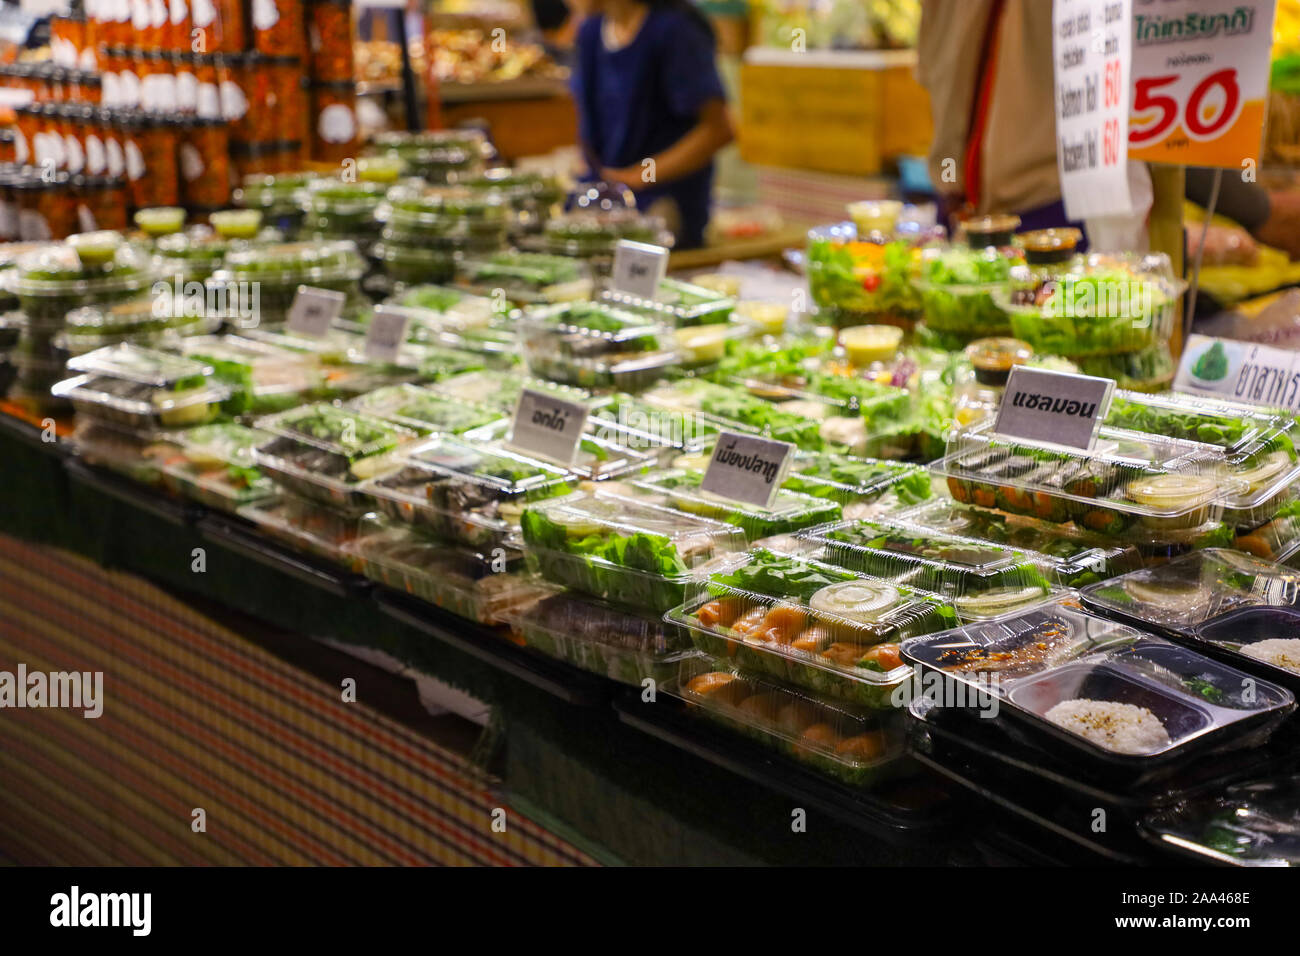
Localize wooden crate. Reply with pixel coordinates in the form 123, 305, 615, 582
738, 49, 932, 176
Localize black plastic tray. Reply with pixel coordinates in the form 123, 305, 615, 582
198, 513, 371, 598
66, 457, 199, 527
376, 589, 610, 707
613, 690, 960, 844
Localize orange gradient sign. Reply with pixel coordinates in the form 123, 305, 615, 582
1128, 0, 1276, 167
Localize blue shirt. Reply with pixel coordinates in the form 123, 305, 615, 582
572, 9, 726, 249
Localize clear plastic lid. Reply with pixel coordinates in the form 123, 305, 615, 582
385, 284, 498, 332
155, 227, 231, 266
300, 178, 388, 215
69, 418, 183, 480
519, 300, 672, 353
901, 599, 1294, 761
1140, 776, 1300, 866
236, 496, 364, 568
463, 417, 659, 480
783, 452, 933, 511
588, 393, 721, 454
162, 422, 274, 508
214, 240, 366, 285
933, 419, 1239, 534
632, 468, 842, 541
255, 403, 416, 463
66, 343, 214, 387
52, 373, 231, 429
380, 183, 508, 227
181, 334, 323, 394
668, 548, 958, 707
62, 298, 205, 336
520, 489, 747, 613
345, 518, 550, 626
359, 436, 579, 548
598, 277, 736, 327
807, 518, 1058, 620
499, 586, 694, 683
457, 251, 589, 299
541, 210, 667, 256
640, 378, 825, 448
346, 383, 505, 436
11, 241, 158, 297
1080, 548, 1300, 638
426, 369, 591, 412
663, 654, 906, 785
916, 244, 1022, 291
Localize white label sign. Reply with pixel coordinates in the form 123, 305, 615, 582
993, 366, 1115, 450
1053, 0, 1134, 219
508, 389, 591, 465
1175, 334, 1300, 411
611, 239, 669, 300
364, 305, 412, 364
286, 286, 345, 339
700, 431, 795, 510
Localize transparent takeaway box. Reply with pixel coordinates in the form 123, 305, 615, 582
53, 343, 232, 430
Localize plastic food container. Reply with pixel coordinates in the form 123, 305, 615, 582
598, 277, 735, 328
237, 495, 363, 569
662, 655, 908, 787
56, 343, 230, 429
519, 301, 678, 390
501, 588, 696, 684
933, 419, 1239, 536
345, 383, 505, 436
359, 436, 579, 549
895, 497, 1144, 589
640, 378, 826, 448
587, 393, 719, 458
1076, 344, 1176, 393
155, 227, 232, 281
901, 599, 1294, 781
370, 130, 489, 183
211, 239, 366, 322
9, 240, 157, 326
345, 519, 550, 626
914, 219, 1024, 339
807, 518, 1059, 620
966, 336, 1034, 386
520, 490, 747, 613
455, 251, 589, 303
633, 468, 842, 540
372, 238, 457, 285
461, 417, 659, 480
69, 418, 181, 484
160, 422, 276, 512
805, 222, 923, 328
1080, 549, 1300, 686
251, 404, 417, 511
379, 183, 509, 242
299, 177, 386, 242
1139, 777, 1300, 866
427, 369, 590, 412
783, 452, 932, 515
542, 210, 664, 258
668, 548, 957, 706
181, 333, 324, 415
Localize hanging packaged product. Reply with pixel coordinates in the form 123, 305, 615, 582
177, 117, 232, 208
165, 0, 192, 51
172, 52, 197, 113
308, 80, 358, 163
192, 53, 225, 120
251, 0, 305, 57
229, 140, 305, 179
307, 0, 354, 82
125, 114, 181, 210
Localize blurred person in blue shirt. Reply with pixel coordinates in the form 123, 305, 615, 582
571, 0, 735, 249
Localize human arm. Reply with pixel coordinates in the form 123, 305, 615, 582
600, 97, 734, 189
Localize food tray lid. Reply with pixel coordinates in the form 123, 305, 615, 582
519, 300, 671, 345
634, 468, 843, 528
254, 403, 419, 460
933, 417, 1244, 519
901, 598, 1293, 761
458, 250, 587, 289
588, 393, 721, 453
385, 284, 498, 331
1079, 548, 1300, 634
662, 654, 907, 769
998, 251, 1186, 316
598, 276, 735, 323
51, 373, 231, 417
915, 244, 1020, 291
215, 240, 365, 283
235, 496, 361, 560
66, 343, 215, 386
785, 452, 933, 505
804, 517, 1059, 619
300, 178, 388, 213
462, 417, 659, 480
172, 422, 272, 468
346, 383, 505, 436
639, 378, 825, 446
427, 369, 591, 411
364, 435, 578, 503
11, 242, 157, 295
379, 183, 507, 224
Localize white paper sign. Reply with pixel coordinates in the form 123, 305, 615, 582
1053, 0, 1134, 219
364, 305, 412, 363
286, 286, 345, 339
993, 366, 1115, 450
508, 389, 591, 465
699, 431, 795, 510
1175, 334, 1300, 411
611, 239, 669, 300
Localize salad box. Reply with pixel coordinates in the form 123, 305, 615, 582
56, 344, 232, 430
783, 452, 932, 516
68, 419, 180, 485
901, 599, 1294, 783
588, 393, 721, 455
160, 423, 276, 512
518, 301, 678, 390
667, 548, 958, 707
427, 369, 591, 413
360, 436, 579, 549
915, 244, 1021, 338
633, 468, 842, 541
640, 378, 825, 448
251, 404, 418, 511
181, 334, 324, 416
541, 211, 664, 258
597, 277, 735, 328
462, 417, 659, 480
805, 223, 923, 327
236, 495, 366, 570
456, 251, 590, 303
345, 383, 505, 436
520, 490, 747, 613
211, 240, 368, 322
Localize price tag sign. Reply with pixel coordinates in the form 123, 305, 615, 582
365, 305, 412, 363
994, 366, 1115, 450
1053, 0, 1134, 220
1128, 0, 1276, 168
286, 285, 345, 339
1175, 334, 1300, 411
611, 239, 669, 301
508, 389, 591, 465
700, 431, 795, 510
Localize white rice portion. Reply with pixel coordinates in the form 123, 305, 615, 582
1043, 698, 1172, 754
1241, 639, 1300, 675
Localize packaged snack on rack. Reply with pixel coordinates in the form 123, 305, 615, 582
345, 383, 504, 436
181, 333, 324, 415
55, 343, 231, 429
346, 518, 550, 626
161, 422, 276, 511
598, 276, 735, 327
359, 436, 579, 548
806, 518, 1058, 620
932, 418, 1239, 536
501, 588, 696, 684
237, 494, 364, 568
251, 403, 418, 510
667, 548, 958, 706
663, 655, 908, 787
633, 468, 842, 540
901, 599, 1294, 781
519, 301, 678, 390
520, 490, 746, 613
